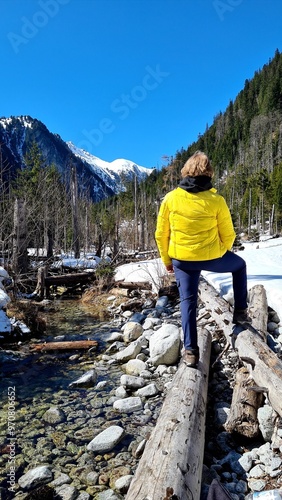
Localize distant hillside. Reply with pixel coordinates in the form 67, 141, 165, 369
175, 49, 282, 177
0, 116, 153, 202
166, 49, 282, 234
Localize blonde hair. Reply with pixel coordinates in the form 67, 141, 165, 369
181, 151, 213, 178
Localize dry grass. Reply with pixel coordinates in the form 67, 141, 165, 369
6, 299, 47, 334
80, 287, 128, 320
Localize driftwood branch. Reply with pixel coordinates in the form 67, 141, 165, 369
29, 340, 98, 352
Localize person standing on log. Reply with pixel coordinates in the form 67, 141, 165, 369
155, 151, 250, 368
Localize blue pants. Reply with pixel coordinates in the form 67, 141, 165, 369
172, 251, 248, 350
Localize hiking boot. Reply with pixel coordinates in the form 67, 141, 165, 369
232, 308, 251, 324
183, 348, 199, 368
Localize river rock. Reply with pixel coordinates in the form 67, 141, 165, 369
124, 358, 146, 375
85, 471, 99, 485
115, 474, 133, 493
134, 438, 147, 458
115, 339, 142, 363
104, 331, 124, 342
42, 406, 66, 424
135, 382, 159, 398
129, 312, 146, 323
18, 465, 53, 490
122, 310, 133, 319
55, 484, 78, 500
142, 317, 162, 330
149, 323, 180, 366
95, 490, 123, 499
257, 404, 276, 441
248, 463, 266, 478
238, 452, 253, 472
120, 374, 145, 390
122, 321, 143, 342
77, 493, 91, 500
113, 396, 143, 413
87, 425, 125, 453
69, 368, 97, 388
115, 386, 128, 398
155, 295, 169, 308
50, 472, 72, 487
267, 321, 279, 333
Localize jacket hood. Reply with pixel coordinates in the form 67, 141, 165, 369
179, 175, 213, 193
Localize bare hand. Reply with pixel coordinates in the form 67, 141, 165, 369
165, 264, 174, 274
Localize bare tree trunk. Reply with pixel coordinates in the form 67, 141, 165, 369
140, 216, 145, 251
134, 174, 138, 250
71, 167, 80, 259
46, 228, 53, 259
248, 189, 252, 237
12, 198, 28, 274
270, 204, 275, 235
113, 200, 120, 259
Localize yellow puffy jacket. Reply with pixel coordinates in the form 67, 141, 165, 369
155, 186, 236, 266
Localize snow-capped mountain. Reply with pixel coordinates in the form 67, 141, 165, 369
67, 141, 153, 195
0, 115, 154, 202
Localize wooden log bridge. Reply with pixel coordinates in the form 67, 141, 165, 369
35, 266, 94, 298
126, 328, 212, 500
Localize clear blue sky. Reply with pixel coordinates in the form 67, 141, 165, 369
1, 0, 282, 169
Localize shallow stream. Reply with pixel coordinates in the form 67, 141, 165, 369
0, 298, 121, 404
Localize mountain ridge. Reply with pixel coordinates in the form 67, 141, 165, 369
0, 115, 154, 202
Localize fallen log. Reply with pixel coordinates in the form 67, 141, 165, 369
34, 266, 94, 298
45, 273, 94, 286
233, 329, 282, 417
199, 279, 282, 417
125, 328, 212, 500
224, 284, 268, 437
120, 298, 144, 311
29, 340, 98, 352
115, 280, 152, 291
224, 365, 264, 437
248, 284, 268, 342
